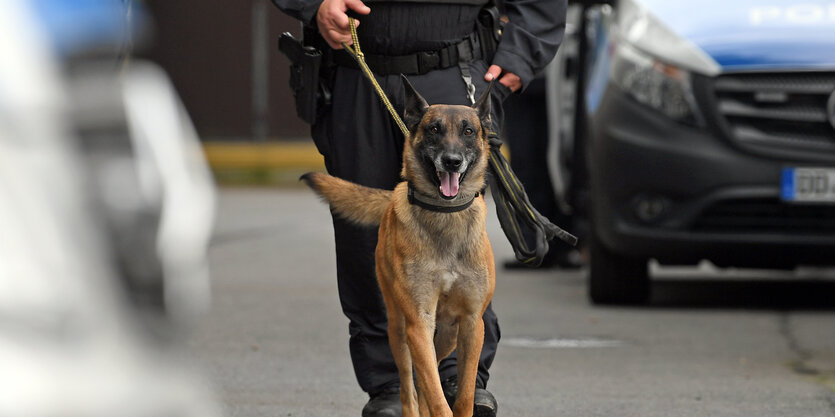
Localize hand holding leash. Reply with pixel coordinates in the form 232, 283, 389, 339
317, 0, 370, 49
485, 65, 522, 93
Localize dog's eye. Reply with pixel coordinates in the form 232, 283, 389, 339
463, 128, 474, 136
429, 126, 440, 134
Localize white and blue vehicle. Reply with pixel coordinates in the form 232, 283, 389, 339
551, 1, 835, 303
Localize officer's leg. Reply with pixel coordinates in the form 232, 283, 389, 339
503, 78, 580, 268
312, 67, 405, 396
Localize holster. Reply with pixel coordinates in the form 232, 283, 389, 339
278, 31, 327, 124
476, 5, 503, 62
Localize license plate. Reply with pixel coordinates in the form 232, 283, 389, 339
781, 167, 835, 203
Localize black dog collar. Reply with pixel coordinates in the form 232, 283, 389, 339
407, 183, 478, 213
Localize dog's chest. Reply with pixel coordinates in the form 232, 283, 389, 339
393, 197, 490, 298
406, 254, 486, 297
439, 270, 458, 293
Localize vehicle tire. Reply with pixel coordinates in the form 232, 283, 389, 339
588, 233, 650, 305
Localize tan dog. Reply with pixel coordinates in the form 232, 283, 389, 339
302, 76, 496, 417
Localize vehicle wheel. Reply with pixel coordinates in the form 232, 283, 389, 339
588, 234, 650, 305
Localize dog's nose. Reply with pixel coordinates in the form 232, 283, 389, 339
441, 154, 463, 171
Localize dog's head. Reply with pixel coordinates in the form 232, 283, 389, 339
400, 75, 493, 200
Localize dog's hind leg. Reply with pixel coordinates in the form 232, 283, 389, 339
452, 312, 485, 417
434, 315, 458, 365
387, 308, 419, 417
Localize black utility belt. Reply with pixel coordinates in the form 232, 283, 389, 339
332, 33, 484, 76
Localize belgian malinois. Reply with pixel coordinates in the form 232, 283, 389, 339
302, 76, 495, 417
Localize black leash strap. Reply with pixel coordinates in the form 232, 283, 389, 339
486, 133, 578, 267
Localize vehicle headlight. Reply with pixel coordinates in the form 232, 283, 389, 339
610, 42, 703, 126
607, 0, 722, 127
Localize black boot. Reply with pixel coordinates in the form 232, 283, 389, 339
362, 384, 402, 417
441, 375, 498, 417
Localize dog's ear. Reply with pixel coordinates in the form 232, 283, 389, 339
473, 81, 493, 129
401, 75, 428, 133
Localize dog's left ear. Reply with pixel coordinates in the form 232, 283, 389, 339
401, 75, 429, 133
472, 81, 493, 129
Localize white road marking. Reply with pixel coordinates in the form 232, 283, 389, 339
503, 337, 625, 349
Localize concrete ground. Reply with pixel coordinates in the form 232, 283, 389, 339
186, 187, 835, 417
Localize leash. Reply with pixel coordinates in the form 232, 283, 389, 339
342, 20, 408, 136
341, 18, 578, 267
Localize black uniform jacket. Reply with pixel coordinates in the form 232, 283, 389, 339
270, 0, 566, 89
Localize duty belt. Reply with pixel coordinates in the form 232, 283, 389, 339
332, 33, 484, 75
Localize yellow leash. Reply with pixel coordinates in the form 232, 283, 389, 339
342, 18, 409, 136
339, 17, 578, 266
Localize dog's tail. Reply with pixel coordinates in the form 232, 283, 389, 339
300, 172, 392, 226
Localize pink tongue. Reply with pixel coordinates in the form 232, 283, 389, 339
440, 172, 460, 197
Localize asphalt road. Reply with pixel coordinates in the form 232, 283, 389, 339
186, 188, 835, 417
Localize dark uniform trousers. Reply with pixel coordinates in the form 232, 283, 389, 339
311, 59, 512, 395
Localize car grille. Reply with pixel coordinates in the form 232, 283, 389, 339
692, 198, 835, 234
712, 72, 835, 158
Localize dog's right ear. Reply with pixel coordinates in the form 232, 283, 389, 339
473, 80, 493, 129
401, 75, 428, 133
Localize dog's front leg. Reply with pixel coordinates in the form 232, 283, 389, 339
452, 312, 485, 417
405, 314, 452, 417
387, 309, 419, 417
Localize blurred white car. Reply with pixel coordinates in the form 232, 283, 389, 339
0, 1, 219, 415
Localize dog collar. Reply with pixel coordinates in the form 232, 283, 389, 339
407, 183, 478, 213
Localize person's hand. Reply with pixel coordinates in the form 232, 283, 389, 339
484, 65, 522, 93
317, 0, 371, 49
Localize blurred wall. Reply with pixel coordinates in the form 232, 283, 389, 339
141, 0, 308, 141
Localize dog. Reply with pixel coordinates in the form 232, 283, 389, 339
301, 76, 496, 417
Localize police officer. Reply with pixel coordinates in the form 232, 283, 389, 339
271, 0, 566, 415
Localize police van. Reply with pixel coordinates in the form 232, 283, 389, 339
550, 0, 835, 304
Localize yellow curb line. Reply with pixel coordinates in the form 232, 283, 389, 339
203, 141, 325, 171
202, 141, 510, 171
